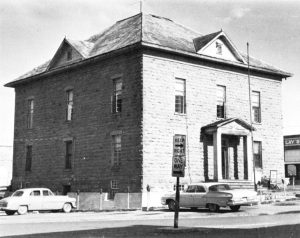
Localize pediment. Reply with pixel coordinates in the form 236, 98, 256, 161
202, 118, 255, 135
48, 39, 84, 70
194, 31, 245, 64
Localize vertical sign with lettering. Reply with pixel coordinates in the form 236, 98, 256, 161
172, 135, 186, 177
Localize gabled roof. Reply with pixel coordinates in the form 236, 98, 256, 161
5, 13, 292, 87
193, 31, 222, 52
194, 30, 246, 63
201, 118, 255, 133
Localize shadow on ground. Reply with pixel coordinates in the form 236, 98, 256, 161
3, 224, 300, 238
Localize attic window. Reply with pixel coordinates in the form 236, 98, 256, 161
216, 42, 222, 55
67, 50, 72, 61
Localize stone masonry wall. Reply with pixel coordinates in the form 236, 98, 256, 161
141, 51, 284, 200
12, 50, 143, 196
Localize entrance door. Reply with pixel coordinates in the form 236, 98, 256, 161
222, 139, 229, 179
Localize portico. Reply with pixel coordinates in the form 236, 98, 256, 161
202, 118, 255, 184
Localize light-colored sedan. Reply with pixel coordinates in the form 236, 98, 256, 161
0, 188, 76, 215
161, 183, 258, 212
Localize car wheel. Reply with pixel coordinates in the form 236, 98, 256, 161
207, 203, 219, 212
62, 203, 72, 213
5, 210, 15, 216
168, 200, 176, 211
17, 206, 28, 215
230, 205, 240, 212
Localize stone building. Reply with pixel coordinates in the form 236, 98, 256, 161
5, 13, 291, 207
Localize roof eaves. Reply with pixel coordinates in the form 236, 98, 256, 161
5, 42, 142, 88
141, 41, 292, 78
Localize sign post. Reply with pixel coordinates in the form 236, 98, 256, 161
172, 135, 186, 229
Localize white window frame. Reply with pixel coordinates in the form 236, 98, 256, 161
66, 90, 73, 121
27, 99, 34, 129
252, 91, 261, 123
216, 85, 226, 119
112, 78, 122, 113
175, 78, 186, 114
112, 134, 121, 166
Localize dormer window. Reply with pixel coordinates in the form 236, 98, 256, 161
216, 42, 222, 55
67, 50, 72, 61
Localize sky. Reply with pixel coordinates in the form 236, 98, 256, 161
0, 0, 300, 147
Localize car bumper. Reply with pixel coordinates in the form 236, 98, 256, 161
227, 198, 258, 206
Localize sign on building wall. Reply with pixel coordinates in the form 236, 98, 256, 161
284, 137, 300, 147
172, 135, 186, 177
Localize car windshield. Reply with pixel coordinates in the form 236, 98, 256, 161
209, 184, 231, 192
12, 191, 24, 197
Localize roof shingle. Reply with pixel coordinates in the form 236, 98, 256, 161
5, 13, 291, 87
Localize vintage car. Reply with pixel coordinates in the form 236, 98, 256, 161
0, 188, 76, 215
161, 183, 258, 212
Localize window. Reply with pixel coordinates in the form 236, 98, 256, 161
30, 190, 41, 196
27, 99, 34, 129
67, 50, 72, 61
66, 90, 73, 121
43, 190, 52, 196
253, 141, 262, 168
25, 145, 32, 171
112, 78, 122, 113
216, 42, 222, 55
175, 79, 186, 114
65, 141, 73, 169
216, 85, 226, 118
12, 191, 24, 197
112, 135, 121, 166
109, 180, 119, 199
252, 91, 261, 123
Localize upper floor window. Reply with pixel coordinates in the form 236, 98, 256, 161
27, 99, 34, 129
252, 91, 261, 123
112, 78, 122, 113
112, 134, 121, 166
25, 145, 32, 171
217, 85, 226, 118
216, 42, 222, 55
253, 141, 262, 168
175, 78, 186, 114
66, 90, 73, 121
65, 140, 73, 169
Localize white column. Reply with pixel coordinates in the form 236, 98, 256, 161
247, 134, 254, 181
213, 130, 222, 181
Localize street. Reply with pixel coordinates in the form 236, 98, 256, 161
1, 200, 300, 237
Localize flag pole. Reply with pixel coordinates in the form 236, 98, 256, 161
247, 42, 257, 191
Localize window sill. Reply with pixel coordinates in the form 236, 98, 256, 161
252, 122, 262, 125
174, 113, 186, 116
63, 168, 72, 172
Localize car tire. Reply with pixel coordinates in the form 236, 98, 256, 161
17, 206, 28, 215
5, 210, 15, 216
207, 203, 219, 212
168, 200, 176, 211
62, 203, 72, 213
230, 205, 240, 212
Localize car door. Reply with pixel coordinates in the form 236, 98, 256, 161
42, 189, 60, 210
192, 185, 207, 207
28, 190, 43, 210
180, 185, 195, 208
